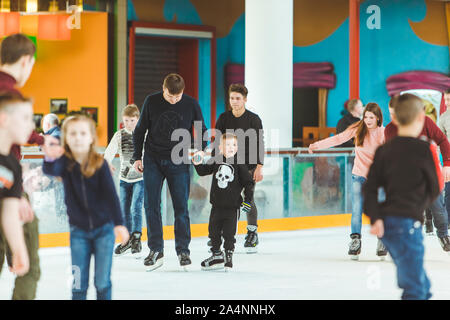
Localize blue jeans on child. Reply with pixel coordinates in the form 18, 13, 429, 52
381, 216, 431, 300
119, 180, 144, 233
143, 154, 191, 255
70, 222, 115, 300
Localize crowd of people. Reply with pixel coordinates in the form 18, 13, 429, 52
0, 31, 448, 301
0, 33, 265, 300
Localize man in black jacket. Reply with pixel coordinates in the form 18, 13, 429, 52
336, 99, 363, 147
132, 73, 207, 271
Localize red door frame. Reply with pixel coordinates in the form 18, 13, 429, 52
349, 0, 360, 99
128, 21, 217, 128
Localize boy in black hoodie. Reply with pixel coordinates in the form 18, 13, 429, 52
363, 93, 442, 300
192, 133, 254, 271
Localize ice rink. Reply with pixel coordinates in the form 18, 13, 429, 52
1, 226, 450, 300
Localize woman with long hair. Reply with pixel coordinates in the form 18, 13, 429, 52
309, 103, 385, 260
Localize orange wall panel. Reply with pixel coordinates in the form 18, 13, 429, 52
21, 12, 109, 146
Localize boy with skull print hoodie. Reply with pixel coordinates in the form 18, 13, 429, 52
192, 133, 254, 271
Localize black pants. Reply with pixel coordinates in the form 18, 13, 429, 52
246, 168, 258, 227
209, 206, 240, 252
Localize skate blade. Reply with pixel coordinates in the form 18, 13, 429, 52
145, 259, 163, 272
224, 266, 232, 272
426, 232, 434, 236
201, 263, 225, 271
181, 264, 191, 272
350, 255, 359, 261
114, 250, 131, 257
132, 252, 144, 259
378, 255, 386, 261
245, 247, 258, 254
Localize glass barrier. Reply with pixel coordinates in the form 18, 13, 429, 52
20, 148, 355, 234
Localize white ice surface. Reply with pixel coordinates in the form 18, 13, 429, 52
1, 226, 450, 300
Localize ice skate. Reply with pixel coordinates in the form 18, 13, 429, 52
114, 239, 132, 257
244, 230, 258, 254
376, 239, 387, 260
438, 235, 450, 254
201, 251, 225, 271
178, 252, 192, 271
224, 250, 233, 272
144, 250, 164, 271
130, 231, 143, 259
348, 233, 361, 260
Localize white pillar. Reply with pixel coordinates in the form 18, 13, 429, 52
245, 0, 293, 149
116, 0, 127, 129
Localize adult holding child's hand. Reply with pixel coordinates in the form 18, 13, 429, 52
133, 159, 144, 173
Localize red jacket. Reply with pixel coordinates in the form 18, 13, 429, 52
385, 116, 450, 167
0, 71, 44, 160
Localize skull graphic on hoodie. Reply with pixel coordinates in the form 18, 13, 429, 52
215, 164, 235, 189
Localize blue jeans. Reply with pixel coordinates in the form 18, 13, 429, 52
351, 174, 385, 235
143, 154, 191, 255
70, 223, 115, 300
444, 182, 450, 226
428, 193, 449, 238
351, 175, 366, 235
119, 180, 144, 234
381, 216, 431, 300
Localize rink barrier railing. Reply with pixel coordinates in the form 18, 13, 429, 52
21, 147, 367, 248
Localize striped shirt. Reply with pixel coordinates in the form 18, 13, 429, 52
104, 129, 143, 183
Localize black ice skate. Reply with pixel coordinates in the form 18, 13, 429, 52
114, 239, 132, 257
348, 233, 361, 260
438, 236, 450, 253
130, 232, 142, 258
178, 252, 192, 271
144, 250, 164, 271
376, 239, 387, 260
201, 251, 225, 271
424, 219, 434, 235
244, 230, 258, 254
224, 250, 233, 271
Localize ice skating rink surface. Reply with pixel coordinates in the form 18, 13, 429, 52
1, 226, 450, 300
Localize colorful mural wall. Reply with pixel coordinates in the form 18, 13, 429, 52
128, 0, 450, 130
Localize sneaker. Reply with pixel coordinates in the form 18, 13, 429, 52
114, 239, 132, 256
244, 230, 259, 254
201, 251, 225, 271
144, 250, 164, 271
376, 239, 387, 260
224, 249, 233, 271
178, 252, 192, 271
438, 236, 450, 252
130, 232, 142, 256
348, 233, 361, 260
